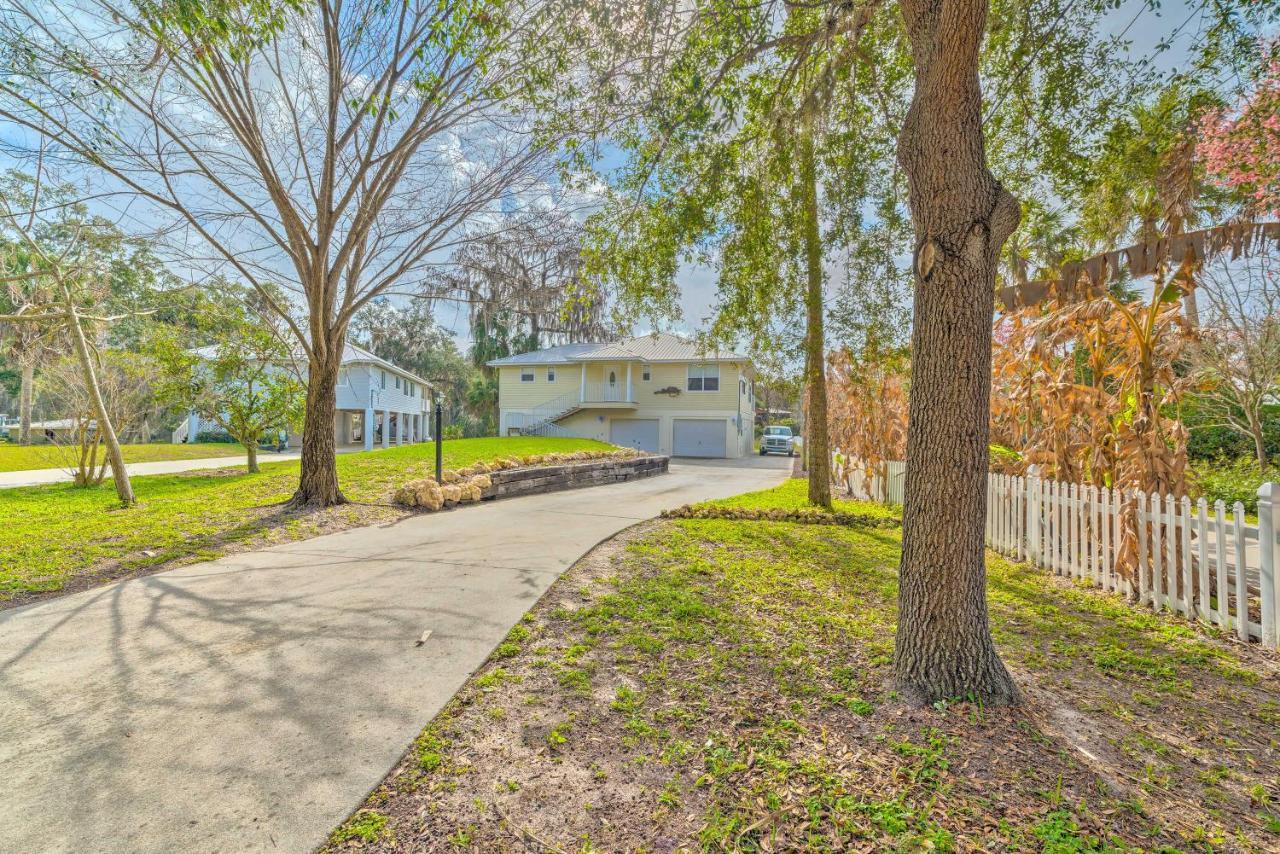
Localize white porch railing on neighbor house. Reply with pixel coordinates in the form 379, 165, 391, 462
840, 456, 1280, 649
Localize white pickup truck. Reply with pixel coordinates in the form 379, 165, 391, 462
759, 425, 796, 456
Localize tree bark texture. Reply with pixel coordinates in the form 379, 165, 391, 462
799, 128, 832, 509
1250, 415, 1268, 472
291, 348, 344, 507
893, 0, 1020, 705
246, 441, 259, 475
66, 302, 134, 506
18, 359, 33, 445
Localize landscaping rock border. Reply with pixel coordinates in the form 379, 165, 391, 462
392, 450, 668, 510
661, 504, 900, 528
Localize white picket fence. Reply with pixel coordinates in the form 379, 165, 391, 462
843, 457, 1280, 649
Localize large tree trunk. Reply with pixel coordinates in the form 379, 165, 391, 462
66, 302, 134, 506
799, 127, 832, 509
291, 349, 344, 507
893, 0, 1020, 706
246, 441, 259, 474
18, 359, 33, 445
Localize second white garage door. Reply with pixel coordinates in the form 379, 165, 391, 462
673, 418, 727, 458
609, 418, 660, 453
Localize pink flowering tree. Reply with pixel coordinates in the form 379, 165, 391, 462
1197, 46, 1280, 217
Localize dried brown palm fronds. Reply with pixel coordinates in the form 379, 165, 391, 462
826, 348, 908, 501
991, 273, 1195, 587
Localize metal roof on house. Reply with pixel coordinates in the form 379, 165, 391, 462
574, 332, 745, 363
486, 334, 745, 366
484, 342, 608, 367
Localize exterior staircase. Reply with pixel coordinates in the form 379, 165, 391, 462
507, 389, 583, 437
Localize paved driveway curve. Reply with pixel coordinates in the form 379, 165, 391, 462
0, 457, 787, 854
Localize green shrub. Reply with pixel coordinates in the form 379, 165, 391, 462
1194, 457, 1276, 513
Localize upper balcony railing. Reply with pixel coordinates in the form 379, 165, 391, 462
581, 381, 633, 403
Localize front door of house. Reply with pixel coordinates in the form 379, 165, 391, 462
607, 366, 619, 400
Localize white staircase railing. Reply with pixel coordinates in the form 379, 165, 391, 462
505, 388, 583, 436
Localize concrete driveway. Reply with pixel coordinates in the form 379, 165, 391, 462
0, 457, 787, 854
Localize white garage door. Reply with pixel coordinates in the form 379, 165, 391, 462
610, 418, 660, 453
673, 419, 727, 458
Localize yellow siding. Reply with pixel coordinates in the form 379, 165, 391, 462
500, 361, 748, 411
497, 364, 572, 410
632, 362, 743, 411
498, 359, 755, 457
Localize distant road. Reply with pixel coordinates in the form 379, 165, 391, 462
0, 450, 304, 489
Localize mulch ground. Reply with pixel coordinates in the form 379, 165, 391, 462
324, 506, 1280, 852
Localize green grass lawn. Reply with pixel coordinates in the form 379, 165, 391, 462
332, 481, 1279, 852
0, 436, 612, 603
0, 442, 250, 472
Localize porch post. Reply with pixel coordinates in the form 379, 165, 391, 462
399, 412, 407, 445
363, 407, 374, 452
382, 408, 390, 448
186, 410, 199, 444
408, 413, 416, 443
580, 362, 586, 403
626, 363, 633, 401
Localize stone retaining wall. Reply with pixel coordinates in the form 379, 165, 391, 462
483, 455, 669, 500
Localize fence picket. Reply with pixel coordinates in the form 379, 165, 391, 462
1163, 494, 1178, 614
1154, 492, 1165, 609
1054, 483, 1064, 578
1101, 487, 1113, 591
1180, 495, 1194, 619
1196, 498, 1210, 623
1233, 502, 1249, 642
1258, 483, 1277, 648
1088, 485, 1099, 585
1214, 500, 1230, 631
1137, 491, 1149, 605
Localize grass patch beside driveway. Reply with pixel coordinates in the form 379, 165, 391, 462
0, 436, 612, 606
329, 482, 1280, 852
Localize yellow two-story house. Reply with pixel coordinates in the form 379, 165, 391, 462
489, 333, 755, 458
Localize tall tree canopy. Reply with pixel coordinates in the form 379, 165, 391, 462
0, 0, 597, 505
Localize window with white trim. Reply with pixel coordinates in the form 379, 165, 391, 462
520, 369, 535, 382
641, 366, 650, 381
381, 370, 387, 389
547, 368, 556, 382
395, 375, 401, 390
686, 364, 720, 392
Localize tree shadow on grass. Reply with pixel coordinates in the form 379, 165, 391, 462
1, 500, 403, 612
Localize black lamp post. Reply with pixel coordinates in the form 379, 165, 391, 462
433, 389, 443, 483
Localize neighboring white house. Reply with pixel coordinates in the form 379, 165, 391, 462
488, 333, 755, 458
174, 342, 433, 451
4, 418, 79, 444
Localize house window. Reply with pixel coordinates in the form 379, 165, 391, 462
395, 375, 401, 390
740, 379, 746, 396
381, 370, 387, 389
520, 369, 535, 382
642, 366, 650, 381
547, 368, 556, 382
687, 364, 720, 392
409, 382, 415, 398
